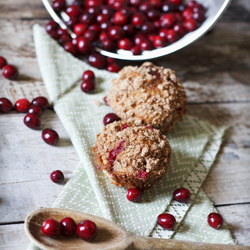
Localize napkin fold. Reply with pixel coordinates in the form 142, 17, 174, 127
28, 25, 234, 249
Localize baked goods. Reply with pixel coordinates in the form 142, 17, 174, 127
105, 62, 186, 132
92, 121, 171, 190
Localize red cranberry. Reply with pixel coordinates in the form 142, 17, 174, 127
157, 213, 176, 230
89, 24, 101, 33
73, 23, 87, 37
102, 5, 114, 17
108, 26, 125, 41
82, 70, 95, 81
2, 65, 19, 80
42, 128, 59, 145
187, 0, 197, 9
107, 63, 121, 73
123, 24, 135, 36
166, 29, 179, 43
32, 96, 49, 110
193, 12, 205, 23
131, 13, 146, 28
96, 13, 109, 24
147, 9, 160, 21
139, 2, 152, 12
107, 57, 117, 64
130, 0, 142, 7
192, 3, 205, 13
100, 21, 112, 32
28, 104, 42, 117
41, 218, 62, 238
88, 53, 107, 69
153, 20, 161, 29
121, 124, 129, 130
52, 0, 66, 12
0, 98, 12, 112
64, 42, 78, 56
103, 113, 120, 126
148, 34, 156, 42
153, 35, 167, 48
173, 188, 191, 203
140, 39, 152, 51
127, 188, 143, 202
159, 28, 169, 38
60, 217, 77, 237
169, 0, 182, 5
173, 23, 186, 37
0, 56, 7, 69
49, 30, 60, 40
14, 98, 30, 113
84, 30, 98, 43
87, 6, 100, 17
66, 5, 82, 18
46, 20, 59, 34
50, 170, 64, 184
118, 38, 133, 50
58, 34, 71, 45
160, 13, 176, 28
183, 19, 198, 31
141, 22, 155, 34
76, 220, 98, 242
108, 140, 125, 165
76, 36, 91, 54
134, 33, 146, 46
24, 113, 41, 129
113, 11, 129, 26
161, 1, 174, 13
131, 45, 141, 55
208, 213, 223, 229
102, 39, 117, 51
79, 12, 95, 25
113, 0, 127, 10
81, 80, 95, 93
99, 31, 109, 42
66, 16, 78, 29
86, 0, 103, 7
182, 9, 193, 20
175, 12, 184, 22
150, 0, 162, 9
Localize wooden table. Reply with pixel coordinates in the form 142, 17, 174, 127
0, 0, 250, 248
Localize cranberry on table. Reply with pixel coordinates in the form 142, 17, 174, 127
208, 213, 223, 229
0, 56, 7, 69
126, 188, 143, 202
88, 53, 107, 69
50, 170, 64, 184
82, 70, 95, 81
103, 113, 120, 126
2, 65, 19, 80
24, 113, 41, 129
173, 188, 191, 203
42, 128, 59, 145
60, 217, 77, 237
31, 96, 49, 110
41, 218, 62, 238
0, 97, 12, 113
28, 104, 42, 117
157, 213, 176, 230
14, 98, 30, 113
81, 80, 95, 93
77, 220, 98, 242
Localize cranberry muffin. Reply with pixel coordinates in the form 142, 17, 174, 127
105, 62, 186, 132
92, 121, 171, 190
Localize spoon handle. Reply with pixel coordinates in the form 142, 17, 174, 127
132, 236, 250, 250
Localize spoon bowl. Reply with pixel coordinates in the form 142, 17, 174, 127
25, 208, 250, 250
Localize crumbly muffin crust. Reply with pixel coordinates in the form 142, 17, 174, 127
105, 62, 187, 132
92, 121, 172, 190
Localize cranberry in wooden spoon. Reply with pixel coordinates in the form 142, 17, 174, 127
126, 188, 143, 202
41, 218, 62, 238
157, 213, 176, 230
50, 170, 64, 184
173, 187, 191, 203
0, 97, 12, 112
42, 128, 59, 145
2, 65, 19, 80
76, 220, 98, 241
207, 213, 223, 229
60, 217, 77, 237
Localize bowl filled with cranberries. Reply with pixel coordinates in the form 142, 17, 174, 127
43, 0, 231, 61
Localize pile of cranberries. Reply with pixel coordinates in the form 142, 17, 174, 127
41, 217, 98, 241
0, 56, 19, 80
46, 0, 206, 71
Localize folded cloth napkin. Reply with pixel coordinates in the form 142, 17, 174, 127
28, 25, 234, 249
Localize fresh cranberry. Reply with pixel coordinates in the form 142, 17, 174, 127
86, 0, 103, 7
46, 20, 59, 34
193, 12, 205, 23
76, 36, 91, 54
103, 113, 120, 126
134, 33, 146, 46
175, 12, 184, 22
89, 24, 101, 33
160, 13, 176, 28
14, 98, 30, 113
118, 38, 133, 50
58, 34, 71, 45
150, 0, 162, 9
182, 9, 193, 20
107, 63, 121, 73
162, 1, 174, 13
192, 3, 205, 13
32, 96, 49, 110
166, 29, 179, 43
28, 104, 42, 117
108, 26, 125, 41
123, 24, 135, 36
183, 19, 198, 31
66, 5, 82, 18
131, 13, 146, 28
112, 0, 127, 10
99, 31, 109, 42
140, 39, 152, 51
82, 70, 95, 81
102, 39, 117, 51
127, 188, 143, 202
49, 30, 60, 40
148, 34, 156, 42
173, 23, 186, 37
139, 2, 152, 12
100, 21, 112, 32
0, 56, 7, 69
157, 213, 176, 230
113, 11, 129, 26
96, 13, 109, 24
42, 128, 59, 145
24, 113, 41, 129
0, 98, 12, 112
50, 170, 64, 183
76, 220, 98, 242
79, 12, 95, 25
153, 35, 167, 48
41, 218, 62, 238
173, 187, 191, 203
81, 80, 95, 93
64, 42, 78, 56
187, 0, 197, 9
147, 9, 160, 21
73, 23, 87, 37
131, 45, 141, 55
52, 0, 66, 12
107, 57, 117, 64
159, 28, 169, 38
141, 22, 155, 34
2, 65, 18, 80
208, 213, 223, 229
169, 0, 182, 5
60, 217, 77, 237
84, 30, 98, 43
130, 0, 142, 7
88, 53, 107, 69
153, 20, 161, 29
102, 5, 114, 17
108, 140, 125, 165
87, 6, 100, 17
66, 16, 78, 29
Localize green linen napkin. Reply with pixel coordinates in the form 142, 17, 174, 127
28, 25, 234, 249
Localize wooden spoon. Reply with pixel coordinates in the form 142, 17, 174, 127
25, 208, 250, 250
